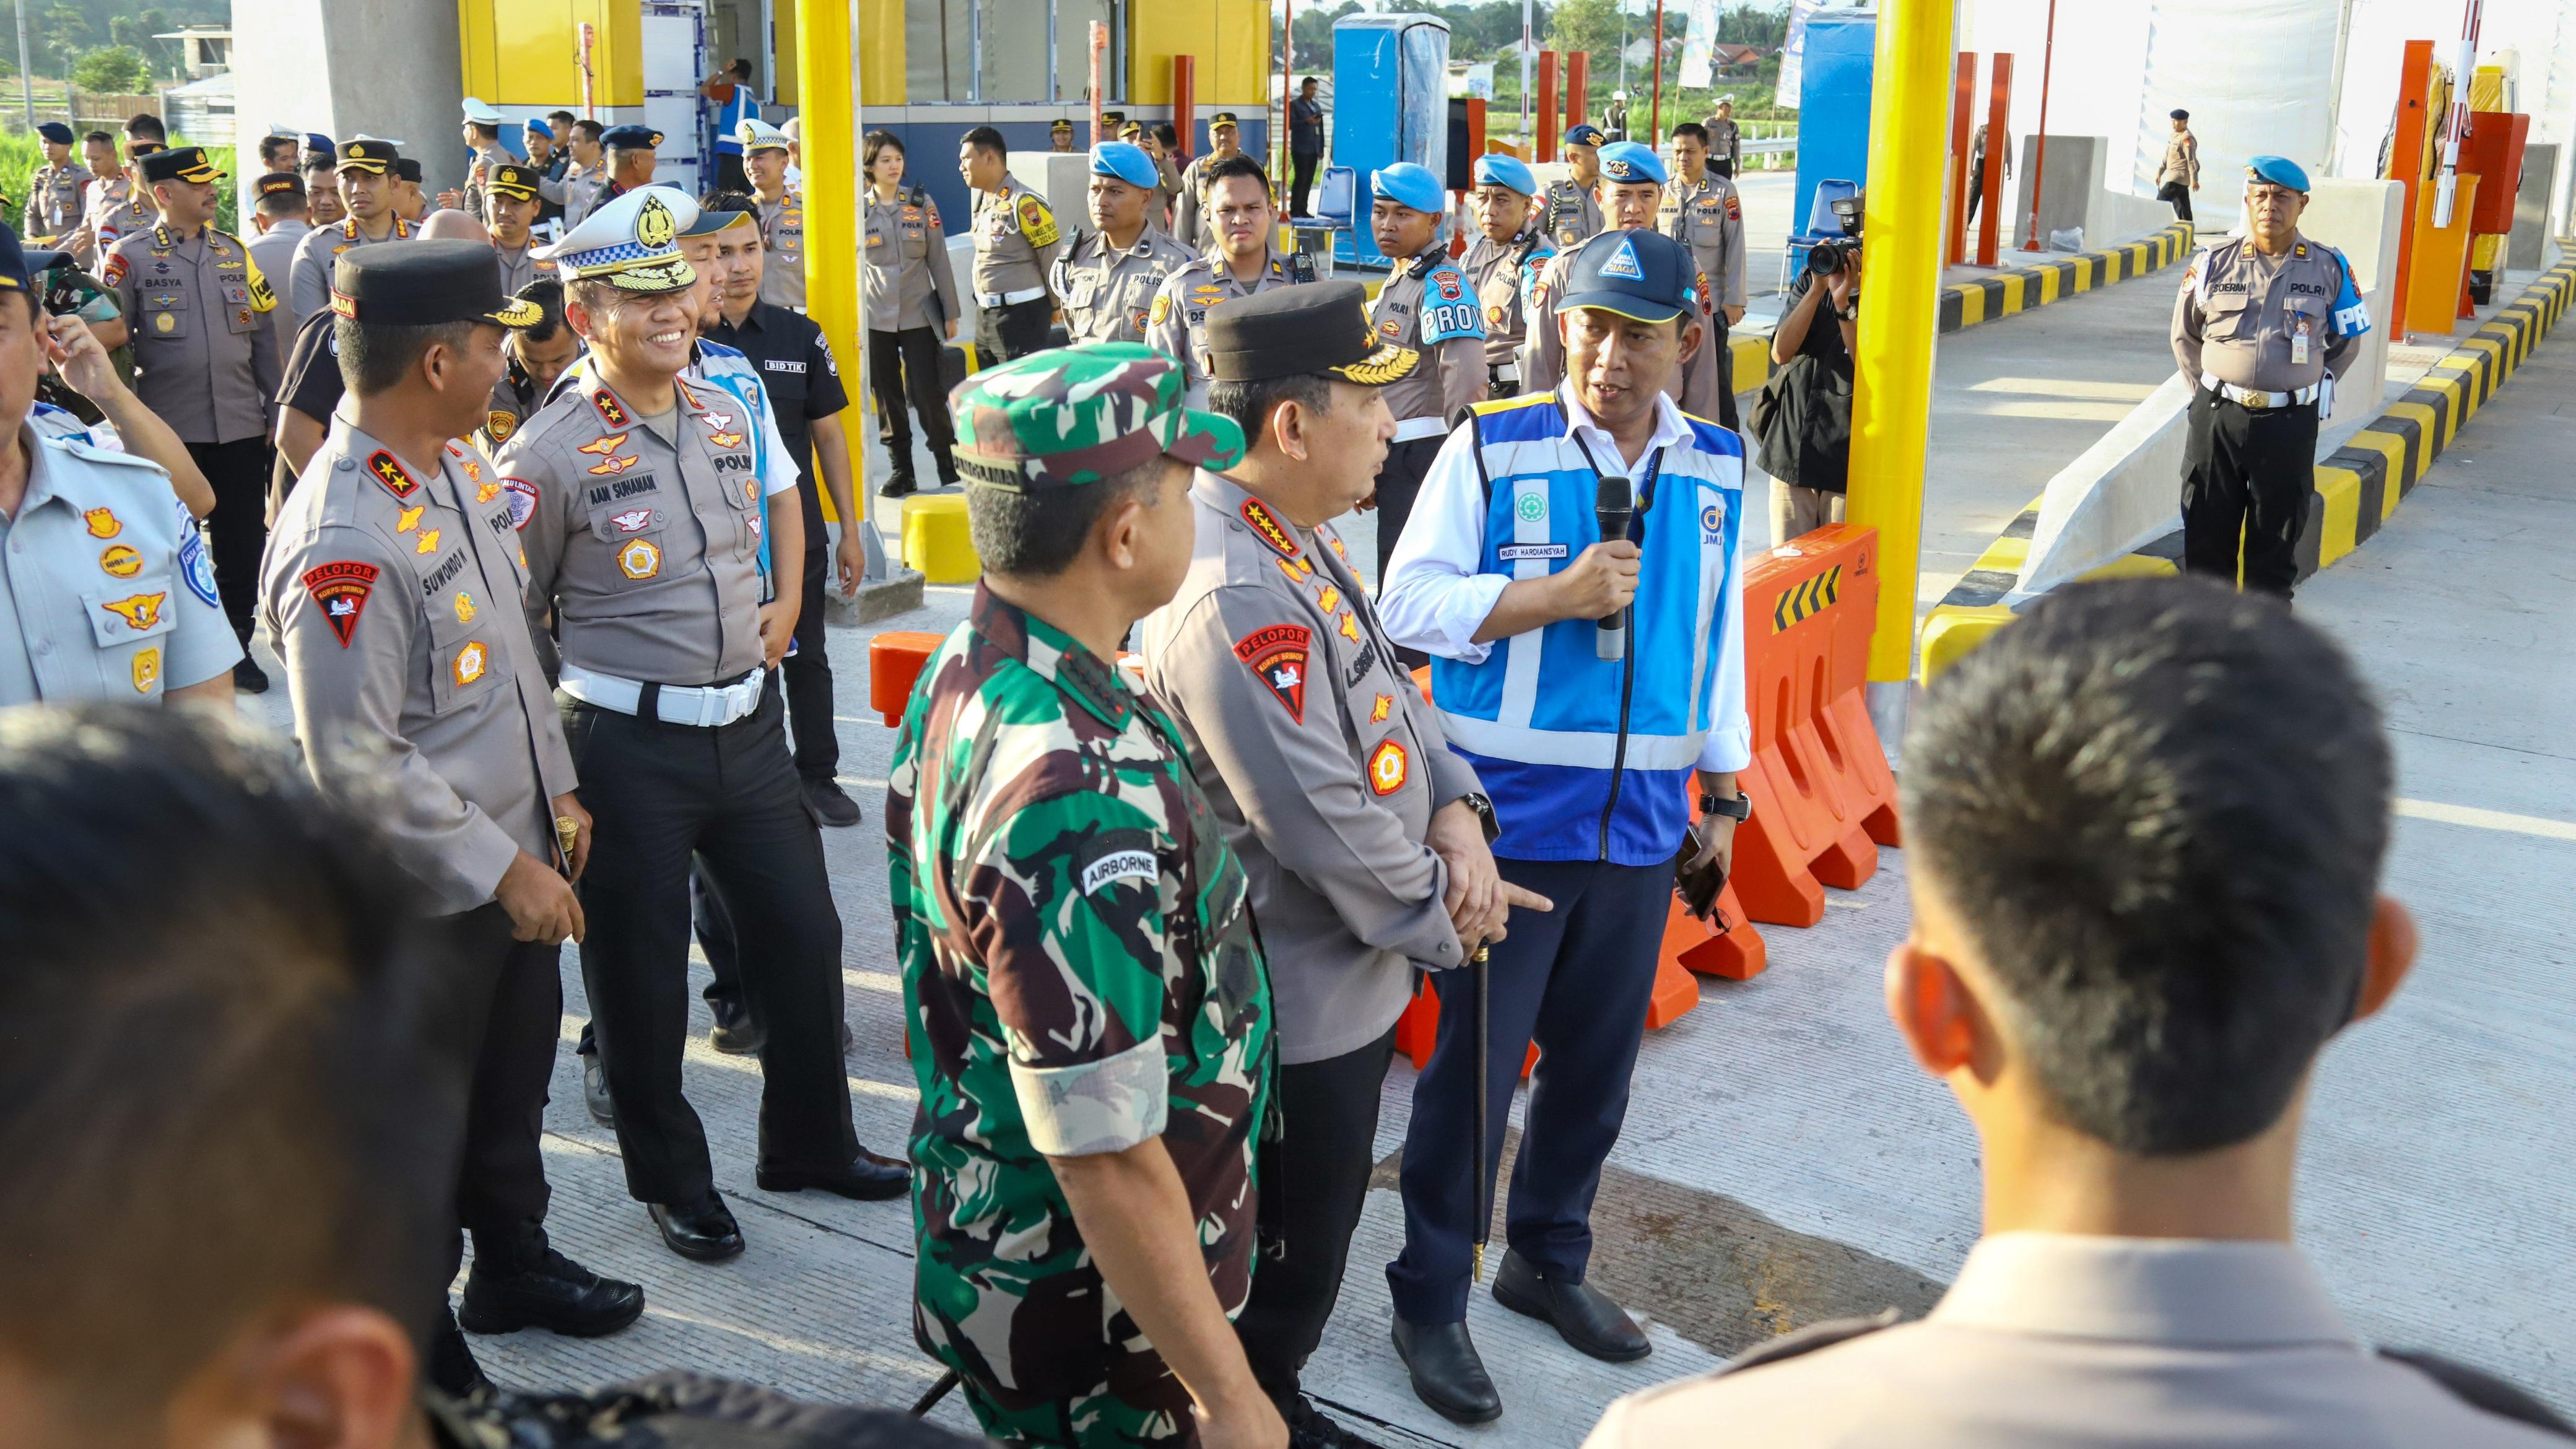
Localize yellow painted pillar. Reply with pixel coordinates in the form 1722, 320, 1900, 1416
1844, 0, 1956, 687
798, 0, 861, 528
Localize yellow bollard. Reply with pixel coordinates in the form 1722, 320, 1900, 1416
901, 496, 981, 584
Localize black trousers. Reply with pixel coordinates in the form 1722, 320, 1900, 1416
2157, 181, 2195, 222
1235, 1025, 1399, 1414
1291, 152, 1321, 216
1370, 435, 1446, 670
1708, 313, 1741, 433
1967, 162, 1988, 222
868, 325, 958, 485
2182, 389, 2316, 599
785, 546, 837, 780
562, 684, 858, 1206
978, 296, 1053, 365
1713, 158, 1736, 180
189, 437, 269, 643
435, 902, 562, 1283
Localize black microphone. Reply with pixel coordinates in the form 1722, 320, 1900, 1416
1595, 473, 1633, 661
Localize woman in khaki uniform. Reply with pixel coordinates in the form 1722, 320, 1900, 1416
860, 131, 963, 497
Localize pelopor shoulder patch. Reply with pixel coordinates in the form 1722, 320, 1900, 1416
1233, 622, 1312, 723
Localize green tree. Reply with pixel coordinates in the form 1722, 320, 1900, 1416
71, 44, 147, 93
1547, 0, 1621, 59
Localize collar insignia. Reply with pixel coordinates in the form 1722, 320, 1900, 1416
1239, 497, 1301, 561
367, 450, 417, 498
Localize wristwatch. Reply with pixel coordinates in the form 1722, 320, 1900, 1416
1699, 789, 1752, 822
1459, 791, 1499, 843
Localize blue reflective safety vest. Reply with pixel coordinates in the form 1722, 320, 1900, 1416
1432, 393, 1750, 864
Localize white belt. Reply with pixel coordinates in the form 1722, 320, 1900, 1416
560, 661, 765, 728
1392, 416, 1451, 443
977, 286, 1046, 308
1491, 363, 1521, 383
2203, 373, 2321, 410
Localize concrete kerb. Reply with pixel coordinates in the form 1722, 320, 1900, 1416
1918, 249, 2576, 680
1935, 220, 2193, 334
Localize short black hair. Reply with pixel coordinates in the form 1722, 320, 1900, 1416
1301, 76, 1319, 88
1903, 577, 2393, 1155
80, 128, 111, 147
255, 187, 308, 220
258, 135, 297, 165
1206, 372, 1334, 448
697, 188, 761, 220
0, 707, 462, 1407
728, 56, 754, 80
962, 125, 1006, 160
337, 316, 485, 397
549, 108, 578, 128
1154, 121, 1179, 148
467, 121, 499, 143
967, 458, 1170, 578
1203, 152, 1271, 196
512, 277, 568, 346
123, 113, 165, 142
573, 118, 605, 144
1670, 121, 1711, 144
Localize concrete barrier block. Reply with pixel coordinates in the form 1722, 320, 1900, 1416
825, 568, 927, 629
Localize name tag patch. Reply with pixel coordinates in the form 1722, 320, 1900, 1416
1499, 542, 1569, 561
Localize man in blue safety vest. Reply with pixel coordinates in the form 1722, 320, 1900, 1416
1376, 228, 1752, 1425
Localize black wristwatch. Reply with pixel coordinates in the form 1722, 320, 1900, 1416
1459, 791, 1499, 843
1699, 790, 1752, 822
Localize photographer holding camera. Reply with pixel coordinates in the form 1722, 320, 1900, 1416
1752, 214, 1860, 544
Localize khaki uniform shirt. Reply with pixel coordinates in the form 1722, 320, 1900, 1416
1370, 252, 1489, 425
1138, 471, 1480, 1063
247, 217, 312, 354
757, 187, 806, 310
2158, 130, 2201, 189
1146, 246, 1319, 402
498, 373, 769, 687
288, 214, 417, 329
82, 176, 155, 260
1538, 178, 1604, 251
1660, 170, 1749, 311
0, 428, 239, 703
1522, 239, 1732, 421
492, 240, 554, 298
1464, 230, 1555, 375
105, 223, 283, 447
1051, 225, 1195, 345
540, 158, 611, 227
22, 160, 92, 240
1152, 153, 1185, 231
459, 144, 512, 222
1584, 1235, 2570, 1448
863, 187, 958, 333
260, 420, 576, 917
2173, 232, 2361, 393
969, 178, 1061, 305
477, 361, 549, 457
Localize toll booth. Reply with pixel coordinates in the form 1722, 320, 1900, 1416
1331, 11, 1450, 271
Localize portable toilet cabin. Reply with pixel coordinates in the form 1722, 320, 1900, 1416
1331, 11, 1450, 270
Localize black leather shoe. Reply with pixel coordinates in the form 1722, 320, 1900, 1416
803, 777, 863, 828
582, 1051, 614, 1126
1287, 1396, 1386, 1448
648, 1194, 745, 1261
879, 476, 918, 499
1391, 1316, 1501, 1424
756, 1148, 910, 1201
427, 1310, 494, 1401
1491, 1249, 1650, 1362
459, 1224, 645, 1337
233, 656, 271, 694
707, 994, 765, 1056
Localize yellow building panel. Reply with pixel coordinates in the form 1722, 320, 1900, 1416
462, 0, 645, 108
1128, 0, 1267, 104
773, 0, 798, 104
859, 0, 904, 104
1209, 0, 1272, 102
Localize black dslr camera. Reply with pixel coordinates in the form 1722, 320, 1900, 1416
1806, 190, 1865, 278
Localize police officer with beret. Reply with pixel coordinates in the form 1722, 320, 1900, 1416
2171, 155, 2368, 599
959, 124, 1060, 362
1463, 154, 1556, 400
1053, 141, 1196, 346
598, 124, 664, 211
1366, 162, 1487, 587
1524, 142, 1731, 427
22, 122, 89, 244
289, 139, 416, 329
483, 163, 554, 294
0, 222, 238, 707
1539, 124, 1608, 250
2157, 109, 2202, 222
106, 145, 284, 693
259, 240, 646, 1395
1151, 155, 1319, 404
498, 187, 905, 1264
1172, 110, 1249, 251
1139, 282, 1543, 1445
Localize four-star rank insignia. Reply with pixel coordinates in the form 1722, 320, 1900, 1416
1367, 738, 1409, 795
1232, 622, 1312, 724
300, 560, 378, 646
367, 450, 417, 498
1239, 497, 1300, 560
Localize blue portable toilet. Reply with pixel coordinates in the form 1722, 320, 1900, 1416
1790, 9, 1876, 251
1331, 12, 1450, 269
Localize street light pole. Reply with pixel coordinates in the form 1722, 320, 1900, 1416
15, 0, 35, 136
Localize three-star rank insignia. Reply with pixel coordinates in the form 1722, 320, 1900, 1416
1367, 738, 1409, 796
451, 640, 489, 686
1370, 693, 1394, 724
1232, 622, 1312, 724
367, 450, 417, 498
83, 507, 121, 538
1239, 497, 1300, 560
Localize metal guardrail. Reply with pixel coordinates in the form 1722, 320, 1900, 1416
1743, 134, 1798, 156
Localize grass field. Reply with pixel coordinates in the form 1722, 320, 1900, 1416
0, 133, 236, 240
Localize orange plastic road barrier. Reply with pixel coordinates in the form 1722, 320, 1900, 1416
1730, 524, 1902, 928
869, 630, 946, 726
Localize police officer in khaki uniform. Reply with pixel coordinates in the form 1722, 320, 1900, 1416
1048, 116, 1076, 152
541, 118, 612, 228
79, 138, 162, 263
479, 277, 580, 456
1463, 154, 1555, 399
1139, 280, 1531, 1443
106, 146, 284, 690
1524, 143, 1731, 425
958, 125, 1060, 362
1538, 123, 1608, 250
2170, 156, 2367, 600
1147, 153, 1318, 404
1171, 110, 1248, 251
259, 240, 646, 1399
1701, 98, 1743, 179
2157, 109, 2201, 223
484, 163, 553, 294
288, 139, 416, 329
1660, 122, 1747, 427
1367, 162, 1487, 589
740, 118, 804, 310
1051, 141, 1194, 346
457, 97, 515, 221
860, 132, 959, 496
498, 187, 905, 1266
21, 122, 90, 243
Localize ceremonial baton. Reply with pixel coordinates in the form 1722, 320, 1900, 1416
1471, 942, 1491, 1282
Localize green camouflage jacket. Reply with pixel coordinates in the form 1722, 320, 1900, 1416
886, 584, 1273, 1404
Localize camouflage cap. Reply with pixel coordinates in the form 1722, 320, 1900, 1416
950, 342, 1247, 493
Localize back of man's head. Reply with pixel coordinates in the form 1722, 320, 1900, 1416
0, 706, 461, 1426
1902, 577, 2392, 1155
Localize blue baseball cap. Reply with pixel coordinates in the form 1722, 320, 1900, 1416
1091, 141, 1160, 190
1556, 228, 1695, 324
1473, 154, 1537, 196
1372, 162, 1446, 215
2246, 154, 2310, 193
1564, 123, 1606, 147
1598, 141, 1667, 186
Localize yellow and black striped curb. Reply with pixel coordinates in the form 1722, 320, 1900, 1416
1917, 246, 2576, 681
1940, 220, 2194, 332
1771, 564, 1843, 632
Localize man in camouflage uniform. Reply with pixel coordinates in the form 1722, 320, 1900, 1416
888, 341, 1287, 1449
1147, 155, 1316, 406
1053, 141, 1195, 346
